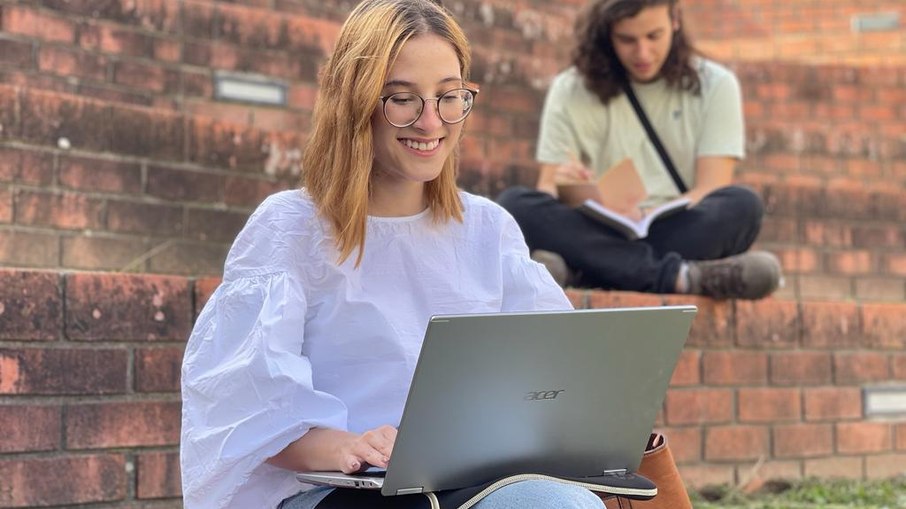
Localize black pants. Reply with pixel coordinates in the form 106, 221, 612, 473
497, 185, 764, 293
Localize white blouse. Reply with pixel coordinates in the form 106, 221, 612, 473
180, 189, 571, 509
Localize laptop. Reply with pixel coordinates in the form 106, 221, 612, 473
296, 306, 696, 497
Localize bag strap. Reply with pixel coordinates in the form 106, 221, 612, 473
622, 83, 688, 194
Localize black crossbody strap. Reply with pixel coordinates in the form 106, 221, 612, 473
622, 83, 688, 194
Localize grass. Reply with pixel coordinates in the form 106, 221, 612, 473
689, 477, 906, 509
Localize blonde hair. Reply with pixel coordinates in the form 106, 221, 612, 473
302, 0, 471, 266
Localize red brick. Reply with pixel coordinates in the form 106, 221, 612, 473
194, 276, 222, 314
135, 347, 184, 393
185, 208, 249, 242
77, 81, 154, 106
774, 247, 820, 274
800, 301, 861, 349
147, 241, 229, 275
106, 199, 184, 236
735, 299, 799, 349
798, 275, 853, 301
664, 388, 733, 425
154, 37, 182, 62
897, 424, 906, 451
59, 155, 142, 194
137, 451, 181, 499
738, 388, 801, 423
804, 456, 863, 479
737, 460, 803, 492
147, 166, 225, 203
564, 289, 587, 310
860, 303, 906, 349
113, 60, 168, 92
2, 5, 76, 43
804, 387, 863, 421
37, 46, 108, 81
15, 189, 105, 230
803, 220, 852, 248
108, 103, 185, 161
61, 235, 149, 271
852, 225, 903, 249
660, 427, 701, 464
836, 422, 892, 454
0, 38, 34, 68
19, 88, 112, 152
770, 351, 832, 386
705, 425, 769, 461
80, 23, 154, 58
866, 453, 906, 479
0, 270, 61, 340
895, 355, 906, 381
834, 352, 890, 384
702, 351, 768, 386
64, 272, 193, 341
677, 464, 735, 489
664, 295, 733, 348
65, 401, 180, 448
0, 405, 60, 452
0, 147, 54, 185
888, 253, 906, 277
588, 291, 663, 309
669, 350, 700, 387
826, 250, 874, 275
773, 423, 833, 458
0, 230, 60, 268
0, 348, 128, 395
0, 187, 10, 223
0, 84, 18, 136
182, 69, 213, 97
855, 278, 906, 302
0, 454, 126, 506
188, 117, 270, 172
55, 0, 180, 32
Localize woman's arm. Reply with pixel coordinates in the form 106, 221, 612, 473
267, 425, 397, 473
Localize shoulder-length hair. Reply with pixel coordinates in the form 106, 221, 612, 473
302, 0, 470, 266
573, 0, 700, 104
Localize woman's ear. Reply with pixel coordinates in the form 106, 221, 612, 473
672, 2, 682, 31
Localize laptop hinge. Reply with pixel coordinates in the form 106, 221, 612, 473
396, 487, 424, 495
601, 468, 628, 476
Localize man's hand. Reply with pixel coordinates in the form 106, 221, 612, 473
537, 160, 593, 198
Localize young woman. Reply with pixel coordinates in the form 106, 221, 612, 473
179, 1, 605, 508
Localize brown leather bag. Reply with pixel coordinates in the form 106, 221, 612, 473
601, 433, 693, 509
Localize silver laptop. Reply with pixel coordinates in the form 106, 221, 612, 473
296, 306, 696, 496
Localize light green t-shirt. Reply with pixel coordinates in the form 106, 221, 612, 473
536, 58, 745, 207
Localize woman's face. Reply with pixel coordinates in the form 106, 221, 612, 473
371, 33, 464, 190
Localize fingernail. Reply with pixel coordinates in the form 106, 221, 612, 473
351, 461, 360, 470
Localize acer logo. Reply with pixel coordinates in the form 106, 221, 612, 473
524, 390, 564, 401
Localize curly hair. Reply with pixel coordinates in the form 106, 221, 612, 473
573, 0, 700, 104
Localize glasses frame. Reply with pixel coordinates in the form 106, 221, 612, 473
378, 87, 480, 128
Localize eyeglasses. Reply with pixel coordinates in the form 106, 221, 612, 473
379, 88, 479, 128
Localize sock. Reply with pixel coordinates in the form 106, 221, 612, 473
675, 263, 691, 294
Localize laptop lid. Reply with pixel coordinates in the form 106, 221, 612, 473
297, 306, 696, 496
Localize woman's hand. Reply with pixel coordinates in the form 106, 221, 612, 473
335, 425, 397, 473
266, 425, 398, 473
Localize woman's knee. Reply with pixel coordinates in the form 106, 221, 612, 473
474, 479, 604, 509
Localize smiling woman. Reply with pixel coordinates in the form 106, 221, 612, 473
177, 1, 593, 509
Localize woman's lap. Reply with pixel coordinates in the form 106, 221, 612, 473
278, 480, 603, 509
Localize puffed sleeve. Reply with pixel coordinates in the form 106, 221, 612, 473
180, 192, 348, 509
497, 211, 574, 312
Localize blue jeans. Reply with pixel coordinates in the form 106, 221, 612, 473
279, 480, 604, 508
498, 185, 764, 293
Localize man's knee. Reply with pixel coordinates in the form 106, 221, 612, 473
708, 185, 764, 228
496, 186, 539, 218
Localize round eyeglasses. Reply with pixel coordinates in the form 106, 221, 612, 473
379, 88, 479, 128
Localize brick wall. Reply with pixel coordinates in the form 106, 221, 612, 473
1, 1, 904, 300
2, 268, 905, 507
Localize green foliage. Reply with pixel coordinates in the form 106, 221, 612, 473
690, 477, 906, 509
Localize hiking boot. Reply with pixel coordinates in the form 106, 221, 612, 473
686, 250, 783, 300
531, 250, 574, 288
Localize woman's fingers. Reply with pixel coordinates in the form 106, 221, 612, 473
340, 425, 398, 472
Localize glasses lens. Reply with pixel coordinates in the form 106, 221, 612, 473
384, 92, 422, 127
438, 89, 474, 124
